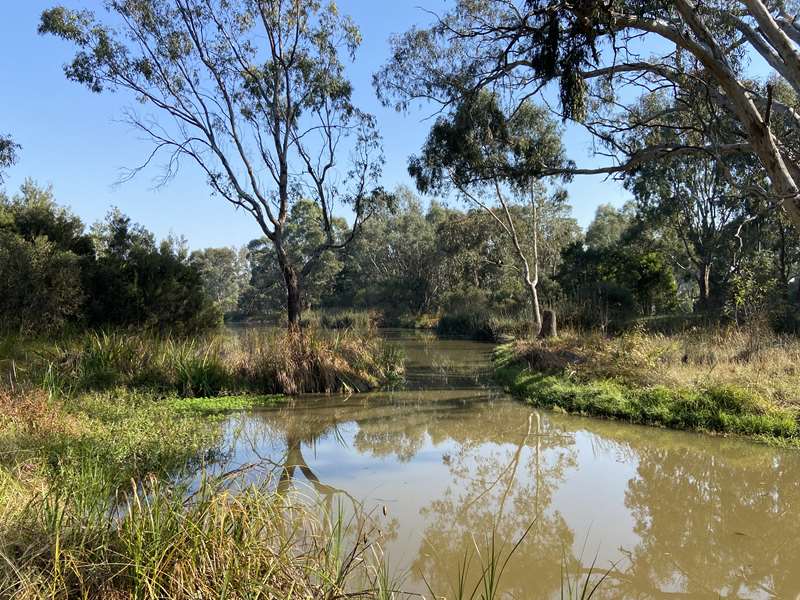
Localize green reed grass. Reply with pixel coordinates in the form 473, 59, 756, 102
1, 472, 391, 600
2, 326, 404, 399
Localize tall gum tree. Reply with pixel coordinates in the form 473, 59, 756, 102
408, 91, 568, 332
40, 0, 387, 327
375, 0, 800, 231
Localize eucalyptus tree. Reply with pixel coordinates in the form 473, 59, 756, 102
409, 91, 568, 329
0, 134, 19, 185
40, 0, 386, 327
585, 203, 636, 251
376, 0, 800, 229
189, 246, 249, 314
621, 91, 765, 309
631, 152, 760, 310
242, 199, 347, 315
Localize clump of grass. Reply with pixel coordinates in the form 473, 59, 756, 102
4, 326, 404, 399
230, 328, 403, 395
1, 470, 392, 600
423, 522, 535, 600
318, 309, 378, 331
495, 323, 800, 443
437, 310, 534, 341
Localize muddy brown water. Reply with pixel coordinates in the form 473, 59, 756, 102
213, 329, 800, 598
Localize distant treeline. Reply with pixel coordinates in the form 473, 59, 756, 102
228, 185, 800, 333
3, 181, 799, 336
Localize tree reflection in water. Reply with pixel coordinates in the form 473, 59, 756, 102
216, 394, 800, 599
210, 329, 800, 599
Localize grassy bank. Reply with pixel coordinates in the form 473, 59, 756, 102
0, 383, 607, 599
0, 385, 398, 599
2, 326, 404, 398
495, 325, 800, 445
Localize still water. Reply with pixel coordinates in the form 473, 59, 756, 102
215, 330, 800, 598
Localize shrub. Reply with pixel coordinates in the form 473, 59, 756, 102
0, 231, 84, 334
437, 311, 495, 340
319, 309, 376, 331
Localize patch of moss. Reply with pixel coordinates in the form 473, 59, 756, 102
168, 394, 285, 414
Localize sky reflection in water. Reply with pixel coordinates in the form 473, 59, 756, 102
209, 330, 800, 599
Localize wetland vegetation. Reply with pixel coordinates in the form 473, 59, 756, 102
4, 0, 800, 597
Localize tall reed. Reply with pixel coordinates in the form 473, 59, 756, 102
0, 470, 392, 600
3, 326, 404, 399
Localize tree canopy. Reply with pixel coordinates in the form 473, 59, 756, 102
376, 0, 800, 229
40, 0, 389, 326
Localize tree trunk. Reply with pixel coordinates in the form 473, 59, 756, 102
275, 238, 303, 329
528, 281, 542, 334
698, 263, 712, 311
672, 0, 800, 229
285, 266, 302, 329
539, 309, 557, 338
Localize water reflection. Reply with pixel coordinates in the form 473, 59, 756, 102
213, 331, 800, 599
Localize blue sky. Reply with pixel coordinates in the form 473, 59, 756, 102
1, 0, 633, 249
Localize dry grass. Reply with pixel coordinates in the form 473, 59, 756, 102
3, 327, 404, 399
513, 323, 800, 408
230, 328, 403, 395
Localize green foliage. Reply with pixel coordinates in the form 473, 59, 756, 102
189, 246, 249, 315
437, 311, 498, 341
375, 0, 612, 121
558, 240, 678, 327
167, 394, 283, 414
409, 91, 567, 193
0, 229, 84, 334
318, 309, 376, 331
0, 184, 219, 335
584, 203, 635, 250
86, 208, 220, 332
0, 385, 394, 600
724, 250, 780, 324
0, 387, 222, 490
316, 186, 578, 323
0, 133, 19, 184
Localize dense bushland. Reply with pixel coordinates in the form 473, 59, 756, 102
0, 182, 219, 334
5, 181, 798, 341
221, 187, 800, 339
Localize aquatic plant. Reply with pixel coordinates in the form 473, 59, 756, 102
2, 326, 404, 399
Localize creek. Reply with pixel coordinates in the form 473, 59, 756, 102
211, 329, 800, 598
